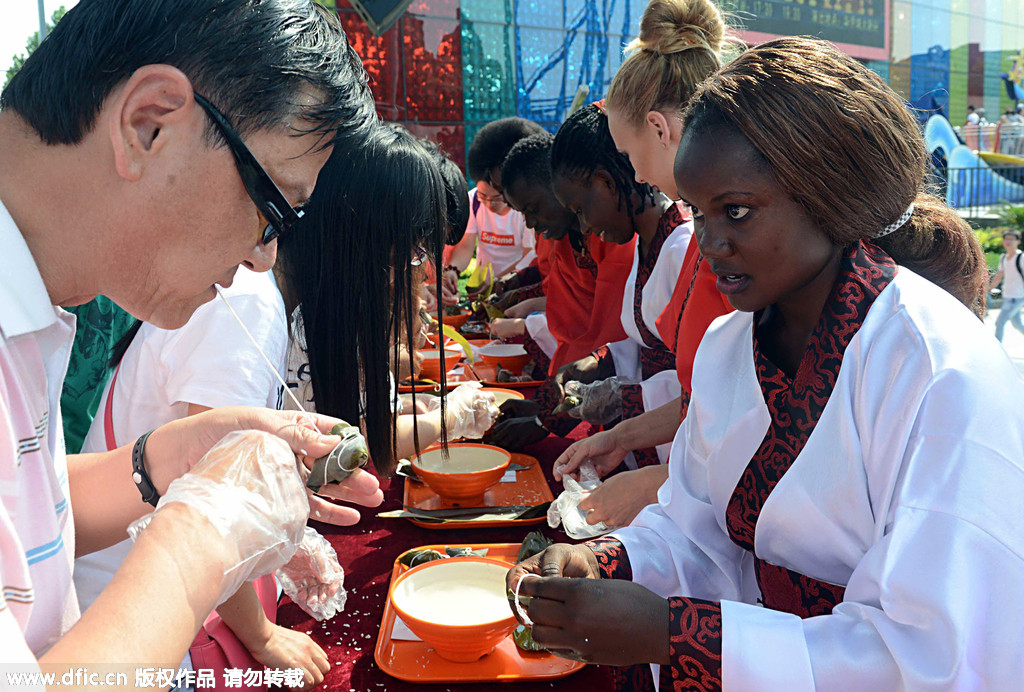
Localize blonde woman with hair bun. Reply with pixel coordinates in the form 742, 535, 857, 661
606, 0, 736, 197
553, 0, 737, 537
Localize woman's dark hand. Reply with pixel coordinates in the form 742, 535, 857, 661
554, 354, 610, 389
505, 544, 669, 666
483, 416, 548, 451
498, 398, 542, 419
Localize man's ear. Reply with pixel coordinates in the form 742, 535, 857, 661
107, 65, 195, 182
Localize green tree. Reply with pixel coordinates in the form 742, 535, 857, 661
5, 6, 67, 89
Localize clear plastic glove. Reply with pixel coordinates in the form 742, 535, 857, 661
564, 377, 627, 426
276, 527, 347, 621
128, 431, 308, 606
547, 461, 615, 539
428, 382, 500, 439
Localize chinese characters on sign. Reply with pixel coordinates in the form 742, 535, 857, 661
728, 0, 886, 49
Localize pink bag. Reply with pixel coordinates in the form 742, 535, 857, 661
105, 365, 277, 691
188, 575, 278, 691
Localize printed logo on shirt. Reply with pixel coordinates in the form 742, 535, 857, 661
480, 230, 516, 247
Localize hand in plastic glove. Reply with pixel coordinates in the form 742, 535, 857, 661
436, 382, 500, 439
578, 466, 668, 527
553, 428, 630, 481
483, 416, 549, 451
563, 378, 624, 426
490, 317, 526, 339
142, 407, 383, 529
128, 431, 308, 606
276, 527, 347, 621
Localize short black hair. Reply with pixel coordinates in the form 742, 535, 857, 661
1, 0, 375, 146
501, 133, 555, 191
466, 117, 546, 182
409, 133, 470, 245
551, 104, 656, 220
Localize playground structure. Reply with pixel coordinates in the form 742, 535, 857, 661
924, 114, 1024, 211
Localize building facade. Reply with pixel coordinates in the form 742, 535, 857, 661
326, 0, 1023, 169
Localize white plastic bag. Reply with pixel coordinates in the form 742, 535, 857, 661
276, 527, 347, 621
426, 382, 500, 439
547, 461, 615, 539
128, 430, 308, 606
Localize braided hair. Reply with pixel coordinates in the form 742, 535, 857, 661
551, 104, 657, 231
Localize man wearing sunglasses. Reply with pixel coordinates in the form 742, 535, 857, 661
0, 0, 379, 680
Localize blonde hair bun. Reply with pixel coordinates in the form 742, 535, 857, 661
627, 0, 725, 57
608, 0, 733, 127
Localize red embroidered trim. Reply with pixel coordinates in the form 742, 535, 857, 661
610, 664, 654, 692
617, 384, 661, 468
679, 387, 691, 423
632, 205, 683, 378
725, 241, 896, 618
660, 597, 723, 692
619, 383, 645, 421
755, 560, 847, 617
639, 342, 677, 380
536, 377, 579, 437
586, 537, 633, 580
516, 264, 543, 286
514, 282, 545, 301
572, 243, 598, 277
522, 335, 551, 379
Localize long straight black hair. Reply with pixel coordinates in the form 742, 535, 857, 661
277, 124, 447, 477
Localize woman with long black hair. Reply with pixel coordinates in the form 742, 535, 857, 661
277, 124, 498, 474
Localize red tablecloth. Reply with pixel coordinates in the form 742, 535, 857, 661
279, 431, 614, 691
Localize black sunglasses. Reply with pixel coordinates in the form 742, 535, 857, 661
193, 92, 303, 245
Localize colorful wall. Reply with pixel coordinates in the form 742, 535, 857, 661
885, 0, 1023, 125
327, 0, 1024, 169
331, 0, 647, 170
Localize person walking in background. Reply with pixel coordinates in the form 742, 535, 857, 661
990, 229, 1024, 342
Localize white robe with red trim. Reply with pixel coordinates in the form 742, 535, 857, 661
613, 267, 1024, 689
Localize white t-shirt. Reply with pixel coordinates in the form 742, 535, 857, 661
966, 112, 980, 125
281, 308, 400, 415
74, 267, 287, 613
465, 188, 534, 273
999, 250, 1024, 299
0, 200, 79, 667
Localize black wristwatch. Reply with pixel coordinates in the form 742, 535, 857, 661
132, 430, 161, 507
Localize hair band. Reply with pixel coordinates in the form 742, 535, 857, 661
875, 203, 914, 239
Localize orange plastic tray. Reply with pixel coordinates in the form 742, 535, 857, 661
375, 543, 585, 684
396, 369, 475, 395
468, 362, 545, 390
403, 454, 552, 529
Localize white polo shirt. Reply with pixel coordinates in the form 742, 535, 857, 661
0, 199, 80, 667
